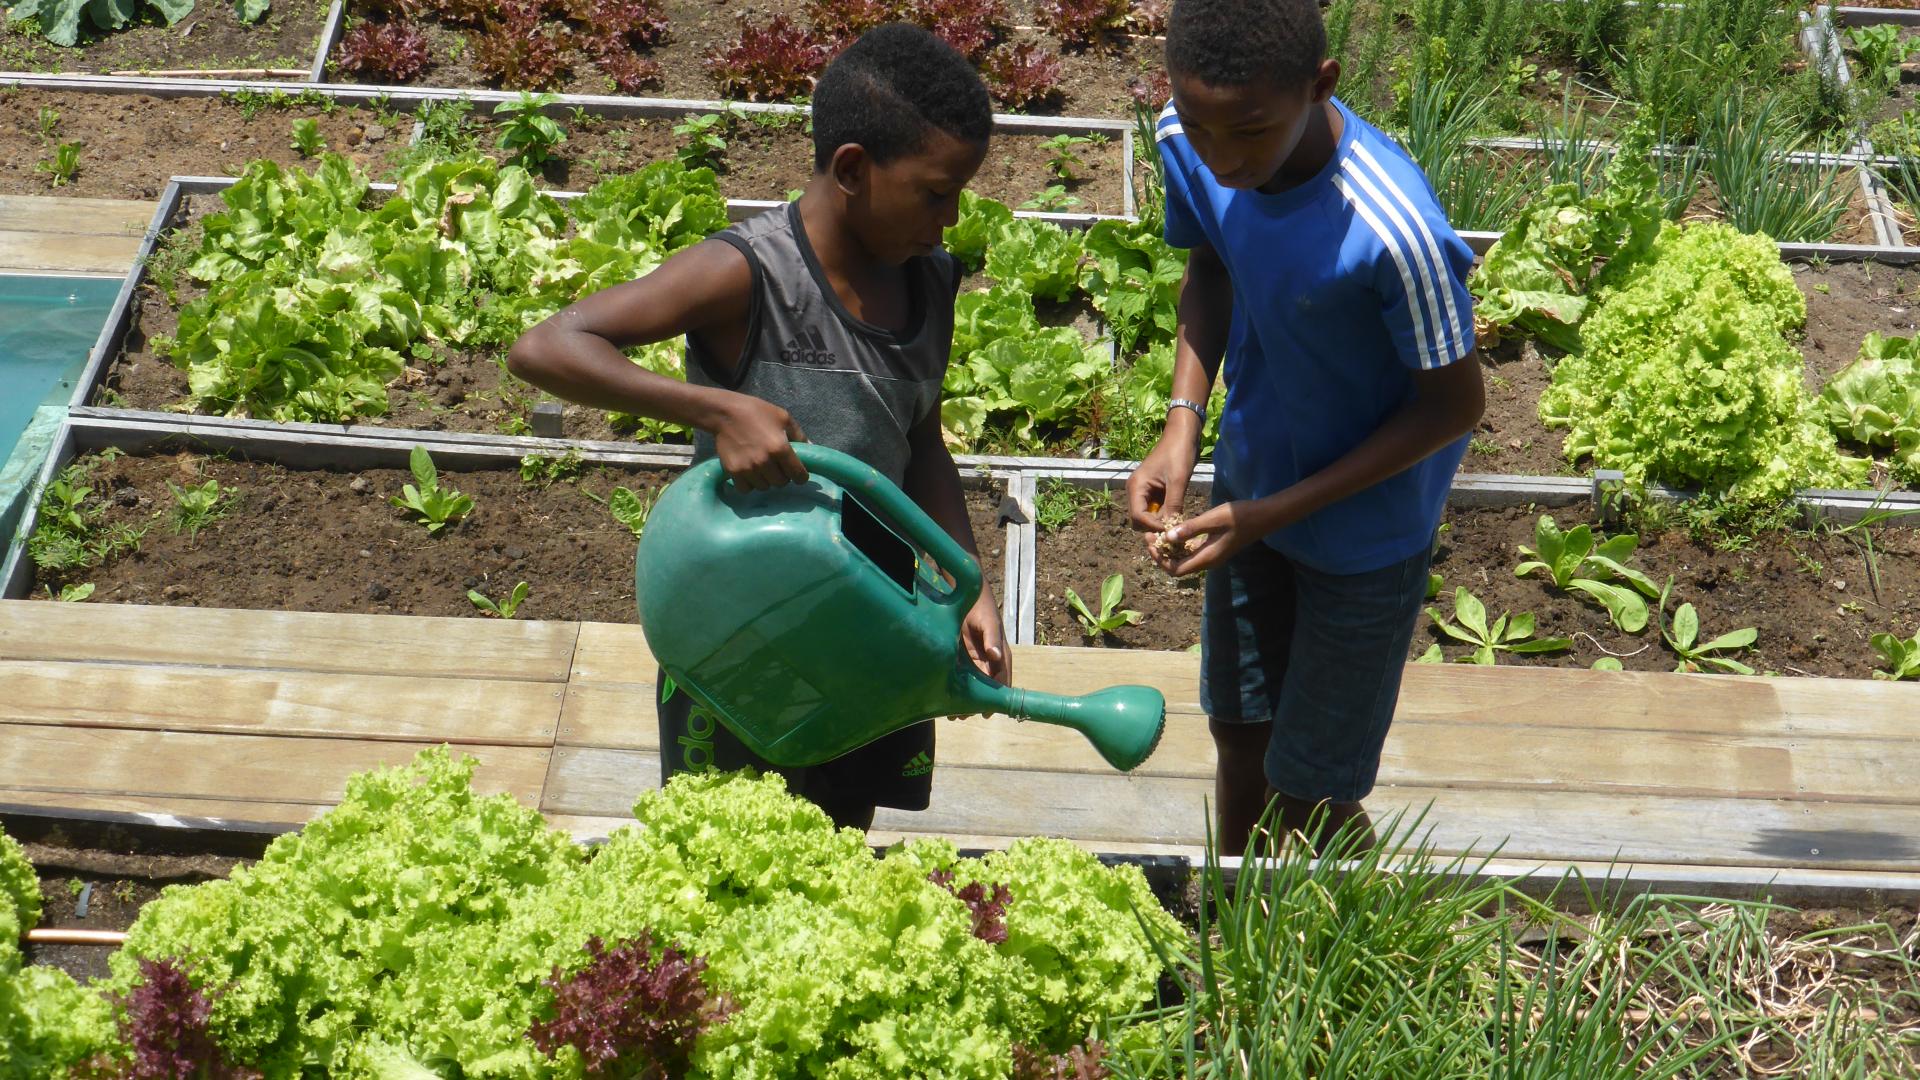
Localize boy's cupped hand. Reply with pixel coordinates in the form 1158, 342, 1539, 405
1147, 499, 1284, 578
716, 395, 811, 490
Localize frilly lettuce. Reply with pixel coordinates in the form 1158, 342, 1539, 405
75, 758, 1178, 1079
1541, 222, 1863, 501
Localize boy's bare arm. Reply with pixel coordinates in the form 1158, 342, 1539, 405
903, 409, 1011, 683
1153, 355, 1485, 576
1127, 242, 1233, 531
506, 239, 809, 490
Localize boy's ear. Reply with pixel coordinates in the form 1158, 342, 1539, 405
828, 143, 870, 196
1309, 58, 1341, 106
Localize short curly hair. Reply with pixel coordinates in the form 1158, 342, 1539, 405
811, 22, 993, 172
1165, 0, 1326, 90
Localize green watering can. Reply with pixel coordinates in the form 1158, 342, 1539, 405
635, 443, 1167, 772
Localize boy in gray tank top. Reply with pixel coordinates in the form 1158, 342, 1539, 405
507, 24, 1007, 832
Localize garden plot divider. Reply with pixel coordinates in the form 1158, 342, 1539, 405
7, 792, 1920, 910
0, 72, 1139, 219
0, 410, 1028, 649
311, 0, 346, 85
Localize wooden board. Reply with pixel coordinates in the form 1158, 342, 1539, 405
0, 659, 563, 745
1012, 648, 1920, 740
0, 790, 326, 827
537, 746, 1920, 871
540, 746, 661, 815
0, 723, 550, 807
0, 195, 153, 236
0, 601, 580, 682
0, 230, 144, 275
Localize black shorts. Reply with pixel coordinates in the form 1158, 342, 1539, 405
655, 669, 935, 813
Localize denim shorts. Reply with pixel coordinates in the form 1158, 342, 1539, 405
1197, 489, 1433, 803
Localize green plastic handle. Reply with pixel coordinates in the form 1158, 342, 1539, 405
789, 443, 983, 608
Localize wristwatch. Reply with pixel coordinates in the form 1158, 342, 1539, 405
1167, 398, 1207, 426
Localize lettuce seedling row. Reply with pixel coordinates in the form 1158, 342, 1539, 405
1023, 475, 1920, 678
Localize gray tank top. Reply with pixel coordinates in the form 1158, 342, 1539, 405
687, 202, 959, 489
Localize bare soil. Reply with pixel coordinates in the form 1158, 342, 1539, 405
1470, 259, 1920, 488
0, 88, 411, 199
1032, 485, 1920, 678
1031, 483, 1207, 651
0, 0, 329, 76
325, 0, 1162, 118
24, 846, 247, 984
28, 449, 1008, 622
535, 112, 1130, 214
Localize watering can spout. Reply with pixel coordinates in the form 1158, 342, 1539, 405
951, 662, 1167, 773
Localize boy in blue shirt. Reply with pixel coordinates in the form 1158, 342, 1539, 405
1127, 0, 1485, 856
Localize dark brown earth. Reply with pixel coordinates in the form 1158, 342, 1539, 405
0, 88, 412, 199
0, 0, 330, 76
23, 846, 248, 983
0, 86, 1122, 210
1032, 484, 1920, 678
326, 0, 1164, 119
541, 110, 1131, 214
1031, 482, 1206, 651
28, 449, 1009, 622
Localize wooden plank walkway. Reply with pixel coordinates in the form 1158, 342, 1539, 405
2, 600, 1917, 879
0, 195, 152, 276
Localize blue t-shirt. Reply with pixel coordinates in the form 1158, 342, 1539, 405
1157, 97, 1475, 575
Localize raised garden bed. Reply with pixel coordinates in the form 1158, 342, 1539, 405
4, 773, 1916, 1077
1028, 479, 1920, 679
0, 0, 329, 77
95, 182, 1113, 444
322, 0, 1165, 118
1473, 259, 1920, 490
0, 87, 410, 198
23, 446, 1011, 623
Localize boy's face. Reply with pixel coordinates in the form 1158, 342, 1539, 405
831, 130, 989, 265
1170, 61, 1339, 191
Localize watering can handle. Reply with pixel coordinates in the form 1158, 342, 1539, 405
790, 443, 983, 607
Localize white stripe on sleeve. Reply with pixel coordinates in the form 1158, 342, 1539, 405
1338, 161, 1448, 368
1332, 172, 1436, 367
1351, 142, 1471, 361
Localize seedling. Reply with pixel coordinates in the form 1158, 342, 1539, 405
1034, 481, 1106, 533
673, 112, 728, 170
495, 93, 567, 168
1591, 657, 1624, 671
1041, 133, 1092, 182
44, 582, 95, 602
518, 450, 583, 487
1871, 630, 1920, 681
606, 486, 655, 539
166, 478, 232, 537
36, 105, 58, 138
27, 463, 145, 573
37, 141, 81, 187
1424, 587, 1571, 666
1657, 579, 1757, 675
1514, 515, 1660, 632
391, 446, 474, 534
469, 580, 530, 619
1020, 184, 1081, 212
1065, 574, 1142, 638
290, 117, 326, 157
1425, 571, 1443, 600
